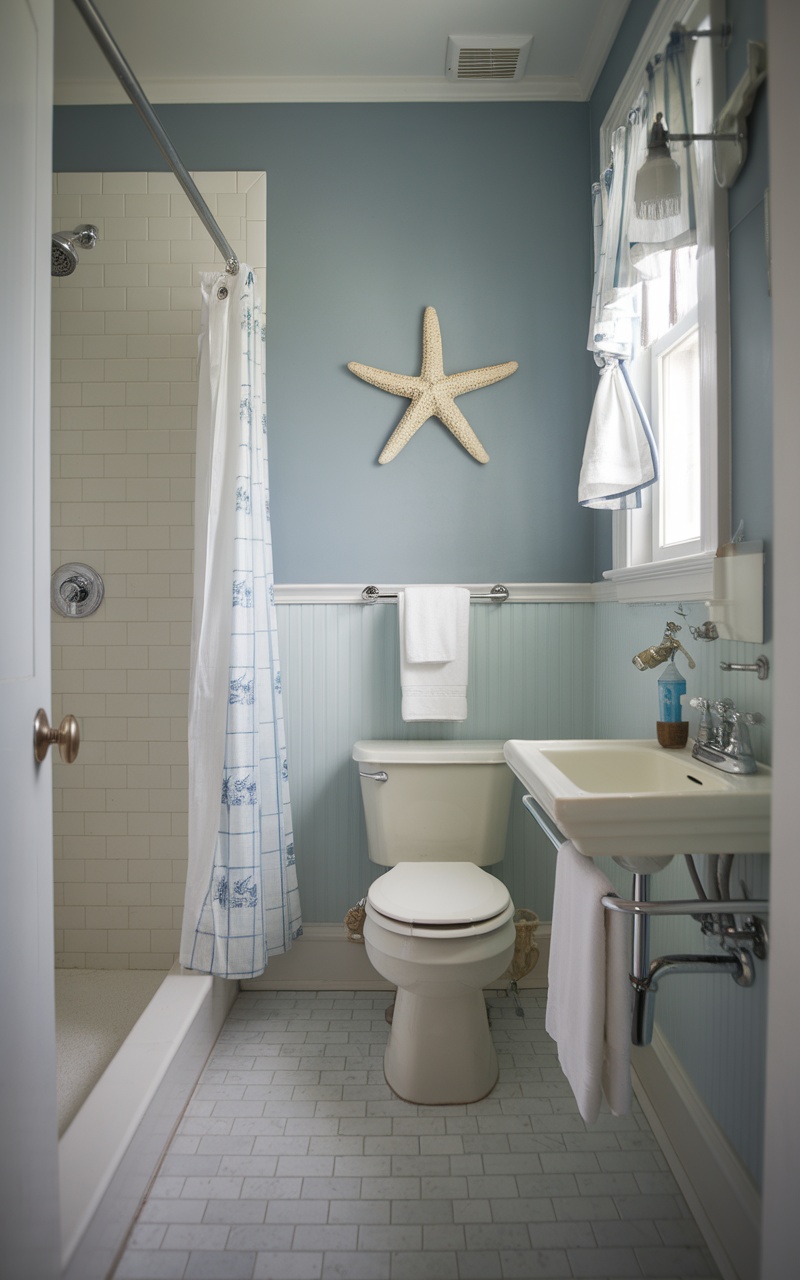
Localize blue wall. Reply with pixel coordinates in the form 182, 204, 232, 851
54, 102, 596, 584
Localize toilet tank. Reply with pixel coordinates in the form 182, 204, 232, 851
353, 740, 514, 866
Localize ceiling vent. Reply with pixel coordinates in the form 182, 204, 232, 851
445, 35, 533, 82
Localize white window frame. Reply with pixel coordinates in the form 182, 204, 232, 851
652, 306, 702, 560
600, 0, 731, 604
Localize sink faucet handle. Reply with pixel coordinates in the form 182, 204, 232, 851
725, 710, 764, 763
707, 698, 735, 749
689, 697, 714, 745
712, 698, 736, 719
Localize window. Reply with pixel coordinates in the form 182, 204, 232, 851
601, 0, 730, 602
657, 311, 701, 552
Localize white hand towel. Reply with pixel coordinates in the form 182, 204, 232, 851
403, 586, 460, 662
398, 587, 470, 721
578, 360, 658, 510
545, 841, 632, 1125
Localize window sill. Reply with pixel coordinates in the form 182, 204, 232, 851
601, 552, 717, 603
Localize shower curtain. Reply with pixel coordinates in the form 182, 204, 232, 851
180, 266, 302, 977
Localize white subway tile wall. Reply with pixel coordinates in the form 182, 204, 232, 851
51, 171, 266, 969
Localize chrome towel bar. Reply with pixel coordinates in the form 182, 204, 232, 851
521, 794, 564, 849
361, 584, 509, 604
602, 893, 769, 916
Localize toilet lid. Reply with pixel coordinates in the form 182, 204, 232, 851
367, 862, 510, 926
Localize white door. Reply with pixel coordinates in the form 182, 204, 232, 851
0, 1, 61, 1276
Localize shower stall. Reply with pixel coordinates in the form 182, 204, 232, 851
50, 162, 266, 1276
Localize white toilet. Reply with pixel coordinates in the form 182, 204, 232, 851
353, 740, 516, 1105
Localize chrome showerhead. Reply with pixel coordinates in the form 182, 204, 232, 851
51, 224, 99, 277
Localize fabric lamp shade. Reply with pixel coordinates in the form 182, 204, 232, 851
634, 114, 682, 220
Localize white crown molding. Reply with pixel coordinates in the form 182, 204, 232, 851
53, 73, 586, 107
273, 583, 596, 605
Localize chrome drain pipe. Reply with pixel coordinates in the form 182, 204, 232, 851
606, 875, 766, 1047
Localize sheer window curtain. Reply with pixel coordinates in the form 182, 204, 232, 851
181, 267, 302, 978
579, 31, 697, 511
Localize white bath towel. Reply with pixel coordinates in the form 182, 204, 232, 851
403, 585, 461, 662
545, 841, 632, 1124
398, 587, 470, 721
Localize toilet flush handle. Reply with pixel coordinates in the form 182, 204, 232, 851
359, 769, 388, 783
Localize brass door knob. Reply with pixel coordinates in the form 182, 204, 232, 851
33, 709, 80, 764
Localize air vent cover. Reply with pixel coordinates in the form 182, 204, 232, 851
445, 35, 533, 82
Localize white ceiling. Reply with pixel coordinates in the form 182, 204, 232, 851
54, 0, 631, 104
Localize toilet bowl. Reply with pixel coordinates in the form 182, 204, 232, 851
364, 861, 515, 1104
353, 740, 515, 1105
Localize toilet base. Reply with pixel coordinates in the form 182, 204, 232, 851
383, 985, 499, 1106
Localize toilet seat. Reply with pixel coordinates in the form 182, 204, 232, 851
367, 862, 513, 939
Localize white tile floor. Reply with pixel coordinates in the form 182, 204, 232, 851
112, 990, 720, 1280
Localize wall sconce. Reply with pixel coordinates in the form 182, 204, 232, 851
634, 37, 767, 217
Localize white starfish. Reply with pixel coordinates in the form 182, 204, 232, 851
348, 306, 518, 464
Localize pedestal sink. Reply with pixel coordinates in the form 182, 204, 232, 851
503, 738, 771, 860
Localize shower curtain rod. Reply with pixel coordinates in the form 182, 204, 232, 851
70, 0, 240, 275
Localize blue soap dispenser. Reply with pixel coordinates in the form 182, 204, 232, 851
658, 658, 686, 723
632, 620, 694, 748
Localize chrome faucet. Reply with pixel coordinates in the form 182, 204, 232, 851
689, 697, 763, 774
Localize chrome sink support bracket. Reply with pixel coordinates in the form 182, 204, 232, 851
630, 874, 651, 1045
517, 796, 769, 1049
603, 880, 769, 1046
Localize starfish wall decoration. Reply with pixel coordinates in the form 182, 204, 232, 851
348, 306, 518, 464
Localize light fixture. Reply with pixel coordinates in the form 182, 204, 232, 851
634, 112, 682, 219
634, 37, 767, 217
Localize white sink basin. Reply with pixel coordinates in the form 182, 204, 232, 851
503, 738, 771, 859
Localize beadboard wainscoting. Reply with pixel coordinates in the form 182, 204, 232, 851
276, 599, 594, 925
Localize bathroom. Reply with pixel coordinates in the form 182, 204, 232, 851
3, 0, 799, 1276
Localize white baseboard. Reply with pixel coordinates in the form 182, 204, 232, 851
631, 1027, 761, 1280
241, 922, 550, 991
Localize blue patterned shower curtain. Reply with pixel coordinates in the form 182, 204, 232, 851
181, 267, 302, 977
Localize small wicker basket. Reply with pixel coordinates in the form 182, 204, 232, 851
503, 908, 540, 983
656, 721, 689, 749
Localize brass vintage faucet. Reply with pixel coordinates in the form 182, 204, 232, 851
632, 621, 696, 672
